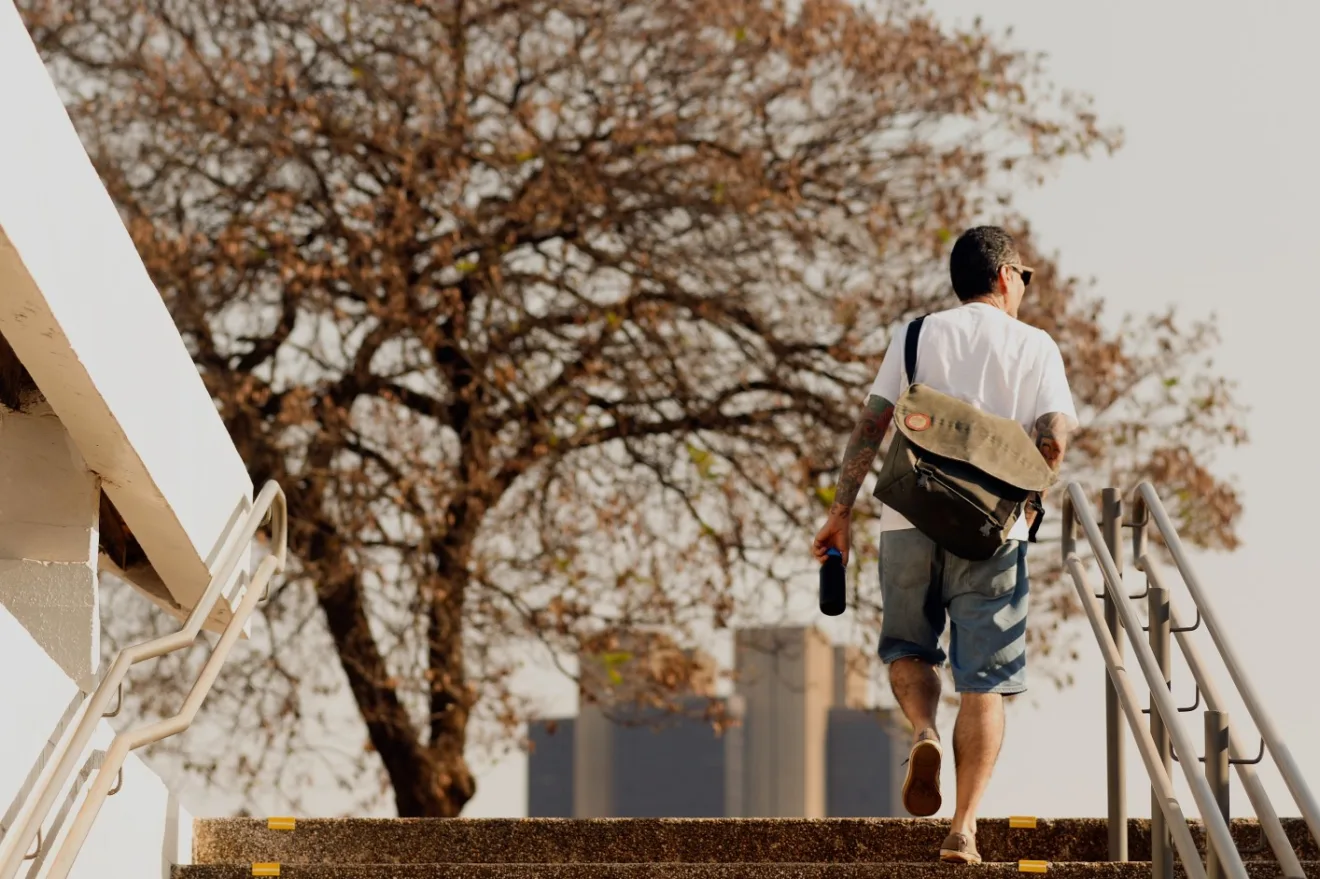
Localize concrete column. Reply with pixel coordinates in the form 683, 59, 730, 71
832, 645, 869, 708
734, 626, 834, 817
0, 401, 100, 690
802, 629, 832, 817
722, 694, 745, 818
572, 703, 614, 818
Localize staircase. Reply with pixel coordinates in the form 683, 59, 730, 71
171, 482, 1320, 879
178, 817, 1319, 878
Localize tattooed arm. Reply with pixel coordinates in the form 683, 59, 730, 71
832, 394, 897, 511
811, 394, 895, 563
1033, 411, 1071, 473
1025, 411, 1074, 535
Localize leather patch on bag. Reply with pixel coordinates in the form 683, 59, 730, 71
904, 412, 932, 432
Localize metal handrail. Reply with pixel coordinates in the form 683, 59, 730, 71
1133, 482, 1320, 863
1063, 483, 1249, 879
1064, 554, 1207, 876
0, 480, 287, 879
1144, 561, 1304, 877
21, 750, 118, 874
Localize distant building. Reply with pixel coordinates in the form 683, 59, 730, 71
528, 626, 905, 818
826, 706, 906, 817
567, 694, 744, 818
527, 717, 574, 818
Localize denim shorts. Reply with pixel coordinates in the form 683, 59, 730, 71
877, 528, 1029, 695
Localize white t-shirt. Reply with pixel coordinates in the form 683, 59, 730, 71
868, 302, 1078, 539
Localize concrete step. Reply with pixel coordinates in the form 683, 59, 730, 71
192, 818, 1317, 866
174, 862, 1320, 879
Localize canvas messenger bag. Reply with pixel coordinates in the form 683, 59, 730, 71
871, 315, 1056, 561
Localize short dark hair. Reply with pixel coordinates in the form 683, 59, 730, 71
949, 226, 1020, 300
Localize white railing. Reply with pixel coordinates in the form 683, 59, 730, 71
0, 480, 287, 879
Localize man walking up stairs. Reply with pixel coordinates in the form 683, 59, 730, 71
813, 227, 1078, 864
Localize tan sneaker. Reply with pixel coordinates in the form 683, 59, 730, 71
900, 728, 942, 817
939, 831, 982, 865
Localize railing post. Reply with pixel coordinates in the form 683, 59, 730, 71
1149, 583, 1174, 879
1101, 487, 1128, 861
1205, 710, 1231, 879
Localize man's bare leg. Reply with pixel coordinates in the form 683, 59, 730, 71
890, 657, 943, 816
890, 657, 940, 732
950, 692, 1006, 837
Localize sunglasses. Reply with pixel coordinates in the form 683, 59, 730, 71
1007, 264, 1034, 287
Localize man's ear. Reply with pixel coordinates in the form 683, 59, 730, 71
996, 264, 1013, 292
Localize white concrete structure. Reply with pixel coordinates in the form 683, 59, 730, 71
0, 4, 280, 877
0, 606, 191, 878
0, 0, 254, 637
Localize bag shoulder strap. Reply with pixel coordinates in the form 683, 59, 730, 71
904, 315, 927, 385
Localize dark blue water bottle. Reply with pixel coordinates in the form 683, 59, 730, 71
819, 548, 846, 616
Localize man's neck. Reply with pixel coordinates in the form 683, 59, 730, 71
964, 293, 1012, 315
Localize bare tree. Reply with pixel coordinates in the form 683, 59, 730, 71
20, 0, 1244, 817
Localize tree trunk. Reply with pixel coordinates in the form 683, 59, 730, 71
423, 500, 480, 816
313, 528, 461, 816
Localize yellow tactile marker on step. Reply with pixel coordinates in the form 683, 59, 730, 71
1018, 860, 1049, 874
1009, 816, 1038, 829
252, 864, 280, 877
267, 817, 297, 831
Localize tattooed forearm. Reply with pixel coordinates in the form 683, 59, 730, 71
830, 394, 895, 514
1033, 411, 1072, 473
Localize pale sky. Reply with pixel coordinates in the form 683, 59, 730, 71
455, 2, 1320, 823
133, 2, 1320, 827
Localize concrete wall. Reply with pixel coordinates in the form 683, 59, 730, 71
0, 9, 250, 874
0, 0, 252, 630
0, 403, 101, 691
0, 603, 190, 878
